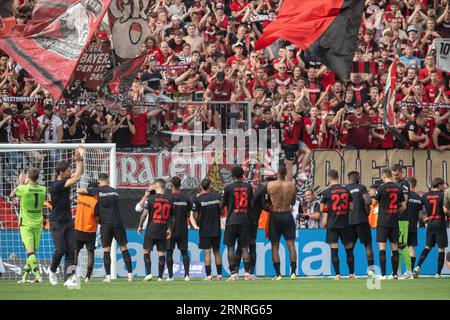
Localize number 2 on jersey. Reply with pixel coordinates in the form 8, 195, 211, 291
388, 193, 398, 210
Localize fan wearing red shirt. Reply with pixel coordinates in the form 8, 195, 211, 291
204, 71, 236, 130
18, 107, 39, 143
214, 2, 228, 30
422, 110, 437, 149
371, 106, 394, 149
226, 42, 247, 67
303, 107, 322, 150
321, 109, 341, 149
277, 104, 304, 181
424, 70, 445, 102
344, 104, 371, 149
419, 55, 443, 85
274, 63, 292, 88
406, 113, 429, 149
154, 42, 172, 65
230, 0, 249, 22
411, 83, 430, 103
129, 105, 163, 147
305, 67, 324, 105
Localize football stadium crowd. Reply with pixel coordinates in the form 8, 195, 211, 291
1, 0, 450, 152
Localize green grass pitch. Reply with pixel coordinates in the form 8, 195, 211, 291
1, 277, 450, 300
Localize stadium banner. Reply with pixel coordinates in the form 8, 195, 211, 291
72, 41, 111, 92
0, 229, 448, 277
108, 0, 153, 60
0, 0, 112, 100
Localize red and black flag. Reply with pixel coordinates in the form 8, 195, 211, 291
254, 0, 364, 80
98, 54, 146, 109
0, 0, 111, 100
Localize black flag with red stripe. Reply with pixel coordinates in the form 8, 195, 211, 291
98, 54, 146, 109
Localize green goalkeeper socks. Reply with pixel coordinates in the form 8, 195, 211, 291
26, 254, 39, 274
399, 247, 412, 272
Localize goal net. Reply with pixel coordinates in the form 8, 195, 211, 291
0, 143, 116, 280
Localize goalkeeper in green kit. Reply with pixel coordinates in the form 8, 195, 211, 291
10, 168, 46, 283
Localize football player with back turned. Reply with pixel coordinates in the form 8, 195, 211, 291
321, 170, 355, 280
413, 178, 449, 278
77, 173, 134, 282
221, 166, 254, 281
373, 168, 406, 280
166, 176, 193, 281
192, 178, 223, 281
138, 179, 174, 282
345, 171, 374, 278
266, 165, 298, 280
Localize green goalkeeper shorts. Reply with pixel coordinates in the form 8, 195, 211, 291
398, 220, 409, 244
20, 225, 42, 252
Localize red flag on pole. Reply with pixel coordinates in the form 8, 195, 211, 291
254, 0, 364, 79
0, 0, 111, 100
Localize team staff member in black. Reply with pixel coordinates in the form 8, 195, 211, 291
321, 170, 355, 281
77, 173, 134, 282
222, 166, 254, 281
345, 171, 374, 278
48, 146, 84, 286
166, 176, 193, 282
414, 178, 449, 278
192, 178, 223, 281
373, 168, 406, 280
402, 176, 424, 278
138, 179, 174, 282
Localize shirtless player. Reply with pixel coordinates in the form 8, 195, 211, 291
266, 165, 298, 280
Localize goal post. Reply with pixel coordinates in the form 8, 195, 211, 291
0, 143, 117, 280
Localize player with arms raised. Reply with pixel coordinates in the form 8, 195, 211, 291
48, 146, 84, 286
413, 178, 449, 278
321, 170, 355, 280
374, 168, 406, 280
10, 169, 46, 283
222, 166, 254, 281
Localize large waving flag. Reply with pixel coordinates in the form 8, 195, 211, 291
0, 0, 111, 100
98, 54, 146, 109
382, 60, 397, 127
254, 0, 364, 79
